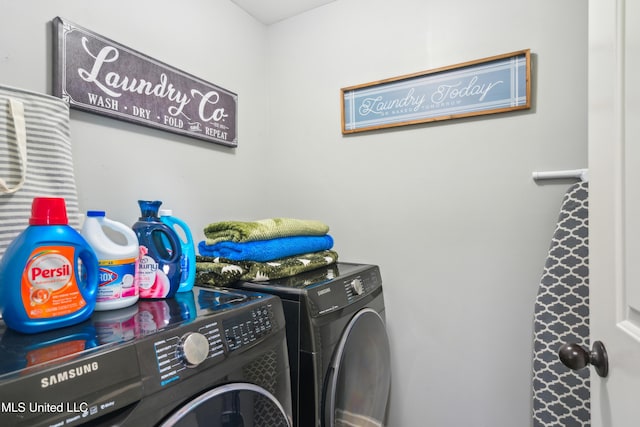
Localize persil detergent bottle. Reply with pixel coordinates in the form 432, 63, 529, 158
132, 200, 182, 299
159, 209, 196, 293
0, 197, 99, 334
81, 211, 139, 311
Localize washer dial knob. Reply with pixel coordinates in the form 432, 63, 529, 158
350, 278, 365, 296
181, 332, 210, 367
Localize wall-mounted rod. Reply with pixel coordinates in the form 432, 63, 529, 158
532, 168, 589, 182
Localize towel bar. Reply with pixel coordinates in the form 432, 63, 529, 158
532, 168, 589, 182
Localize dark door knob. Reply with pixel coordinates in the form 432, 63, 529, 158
558, 340, 608, 378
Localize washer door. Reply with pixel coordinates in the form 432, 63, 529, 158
159, 382, 291, 427
323, 308, 391, 427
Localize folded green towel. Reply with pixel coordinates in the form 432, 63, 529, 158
194, 261, 245, 287
203, 218, 330, 245
195, 250, 339, 287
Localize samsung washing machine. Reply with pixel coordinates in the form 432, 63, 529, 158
0, 286, 292, 427
232, 262, 391, 427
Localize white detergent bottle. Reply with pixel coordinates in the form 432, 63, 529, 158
81, 210, 140, 311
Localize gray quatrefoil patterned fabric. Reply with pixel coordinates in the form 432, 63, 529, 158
532, 182, 589, 427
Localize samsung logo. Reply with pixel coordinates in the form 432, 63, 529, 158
40, 362, 99, 388
317, 288, 331, 296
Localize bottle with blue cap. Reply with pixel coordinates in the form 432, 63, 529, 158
159, 209, 196, 293
132, 200, 182, 299
81, 210, 139, 311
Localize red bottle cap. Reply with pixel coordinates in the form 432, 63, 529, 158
29, 197, 69, 225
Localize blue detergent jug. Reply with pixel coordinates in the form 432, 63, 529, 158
159, 209, 196, 293
0, 197, 99, 334
132, 200, 182, 299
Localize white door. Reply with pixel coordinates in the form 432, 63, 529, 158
589, 0, 640, 425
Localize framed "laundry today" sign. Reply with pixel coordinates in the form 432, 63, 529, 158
341, 49, 531, 134
52, 17, 237, 147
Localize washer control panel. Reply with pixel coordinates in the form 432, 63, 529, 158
143, 300, 277, 391
152, 319, 224, 387
223, 303, 275, 352
307, 264, 383, 317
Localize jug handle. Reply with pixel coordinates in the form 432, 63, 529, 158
103, 217, 139, 246
78, 248, 99, 301
154, 228, 183, 262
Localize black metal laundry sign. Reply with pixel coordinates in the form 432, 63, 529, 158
52, 17, 237, 147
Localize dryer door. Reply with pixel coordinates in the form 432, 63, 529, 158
159, 382, 291, 427
323, 308, 391, 427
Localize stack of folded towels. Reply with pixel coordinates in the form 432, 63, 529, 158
195, 218, 338, 287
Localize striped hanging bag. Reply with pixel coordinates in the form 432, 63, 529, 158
0, 85, 82, 260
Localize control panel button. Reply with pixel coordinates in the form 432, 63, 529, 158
181, 332, 210, 367
350, 278, 364, 295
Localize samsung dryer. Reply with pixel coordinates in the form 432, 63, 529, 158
233, 262, 391, 427
0, 286, 292, 427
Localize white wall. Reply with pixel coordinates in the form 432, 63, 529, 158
0, 0, 587, 426
1, 0, 270, 229
265, 0, 587, 426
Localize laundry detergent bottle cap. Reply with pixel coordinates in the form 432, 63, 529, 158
159, 209, 196, 293
29, 197, 68, 225
139, 200, 163, 219
132, 200, 182, 299
81, 210, 140, 311
0, 197, 99, 334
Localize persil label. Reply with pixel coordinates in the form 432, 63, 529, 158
21, 246, 86, 319
28, 253, 71, 289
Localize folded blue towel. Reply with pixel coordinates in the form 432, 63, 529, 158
198, 235, 334, 262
